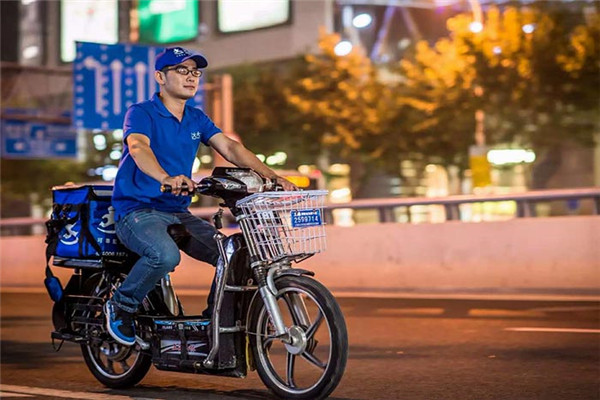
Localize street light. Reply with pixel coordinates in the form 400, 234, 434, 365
352, 13, 372, 29
469, 21, 483, 33
334, 40, 353, 56
522, 24, 535, 34
468, 0, 483, 33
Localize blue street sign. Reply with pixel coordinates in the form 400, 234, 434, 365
73, 42, 205, 130
1, 119, 77, 159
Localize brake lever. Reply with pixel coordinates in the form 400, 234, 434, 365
264, 177, 284, 192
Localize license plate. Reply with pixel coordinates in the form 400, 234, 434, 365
291, 209, 322, 228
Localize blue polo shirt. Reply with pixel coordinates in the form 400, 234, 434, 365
112, 93, 221, 220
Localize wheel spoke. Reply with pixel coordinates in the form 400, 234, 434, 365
106, 359, 116, 374
120, 360, 130, 372
91, 344, 102, 358
92, 346, 107, 369
305, 310, 324, 340
286, 352, 297, 388
301, 350, 327, 370
263, 335, 276, 351
283, 294, 300, 326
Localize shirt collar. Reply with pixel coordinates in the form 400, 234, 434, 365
151, 92, 178, 118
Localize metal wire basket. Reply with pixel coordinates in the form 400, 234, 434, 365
236, 190, 328, 263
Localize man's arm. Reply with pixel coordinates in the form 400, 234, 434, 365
127, 133, 193, 195
208, 133, 297, 191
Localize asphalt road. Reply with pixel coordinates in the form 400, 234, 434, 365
1, 291, 599, 400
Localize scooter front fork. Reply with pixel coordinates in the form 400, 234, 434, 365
253, 263, 288, 339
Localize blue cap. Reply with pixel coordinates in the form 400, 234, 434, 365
155, 47, 208, 71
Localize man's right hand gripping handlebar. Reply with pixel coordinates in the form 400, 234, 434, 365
160, 175, 195, 196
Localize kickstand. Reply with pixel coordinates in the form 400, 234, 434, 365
52, 337, 64, 352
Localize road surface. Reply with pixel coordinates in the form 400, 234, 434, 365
1, 292, 598, 399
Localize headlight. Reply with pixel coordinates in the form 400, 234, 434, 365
225, 169, 264, 192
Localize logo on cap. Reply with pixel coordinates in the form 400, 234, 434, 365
173, 47, 192, 57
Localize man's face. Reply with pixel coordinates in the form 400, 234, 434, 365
157, 59, 201, 100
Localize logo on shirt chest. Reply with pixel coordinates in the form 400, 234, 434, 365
190, 131, 201, 140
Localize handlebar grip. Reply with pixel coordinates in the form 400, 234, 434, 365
160, 182, 190, 194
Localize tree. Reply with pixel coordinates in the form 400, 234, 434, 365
394, 36, 479, 169
285, 29, 402, 187
398, 4, 599, 169
459, 5, 597, 148
224, 58, 321, 168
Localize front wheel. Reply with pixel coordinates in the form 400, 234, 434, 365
249, 275, 348, 400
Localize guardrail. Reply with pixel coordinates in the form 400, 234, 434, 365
1, 187, 599, 236
324, 187, 600, 223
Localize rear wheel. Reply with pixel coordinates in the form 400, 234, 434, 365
249, 275, 348, 400
78, 273, 152, 388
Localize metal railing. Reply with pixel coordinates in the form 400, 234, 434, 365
324, 187, 600, 224
1, 187, 599, 236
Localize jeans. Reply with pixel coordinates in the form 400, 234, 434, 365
112, 209, 219, 314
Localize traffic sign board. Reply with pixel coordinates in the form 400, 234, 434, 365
1, 119, 77, 159
73, 42, 204, 130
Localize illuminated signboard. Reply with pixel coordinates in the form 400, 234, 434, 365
218, 0, 290, 33
60, 0, 119, 62
137, 0, 198, 44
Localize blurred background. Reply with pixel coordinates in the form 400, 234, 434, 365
1, 0, 598, 225
1, 6, 598, 395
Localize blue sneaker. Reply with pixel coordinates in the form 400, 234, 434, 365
104, 300, 135, 346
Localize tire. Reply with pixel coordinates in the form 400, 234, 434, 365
78, 273, 152, 389
249, 275, 348, 400
81, 338, 152, 389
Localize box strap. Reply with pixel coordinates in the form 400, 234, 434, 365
78, 203, 103, 257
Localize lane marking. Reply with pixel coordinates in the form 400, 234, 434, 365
376, 307, 445, 316
531, 306, 600, 312
0, 385, 159, 400
505, 327, 600, 334
469, 309, 545, 318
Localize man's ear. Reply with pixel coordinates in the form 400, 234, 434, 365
155, 70, 165, 85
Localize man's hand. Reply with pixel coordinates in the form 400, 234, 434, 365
274, 176, 298, 191
161, 175, 195, 196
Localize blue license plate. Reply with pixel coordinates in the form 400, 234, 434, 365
291, 209, 322, 228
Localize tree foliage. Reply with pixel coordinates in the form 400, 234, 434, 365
284, 6, 598, 173
400, 4, 599, 160
225, 58, 321, 168
285, 30, 397, 169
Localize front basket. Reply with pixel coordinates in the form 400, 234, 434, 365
235, 190, 328, 262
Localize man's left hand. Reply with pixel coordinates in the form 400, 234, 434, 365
275, 176, 298, 191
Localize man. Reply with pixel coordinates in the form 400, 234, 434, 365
106, 47, 296, 346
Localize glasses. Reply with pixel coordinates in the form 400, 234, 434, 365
163, 66, 203, 77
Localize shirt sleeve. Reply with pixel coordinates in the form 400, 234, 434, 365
197, 112, 222, 145
123, 105, 152, 142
